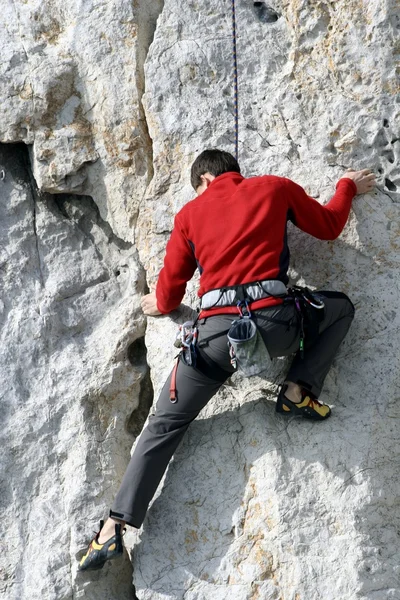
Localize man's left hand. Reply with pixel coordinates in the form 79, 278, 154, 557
141, 291, 162, 316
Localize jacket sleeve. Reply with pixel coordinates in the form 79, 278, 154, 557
284, 177, 357, 240
156, 214, 197, 314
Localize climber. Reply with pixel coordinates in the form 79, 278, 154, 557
78, 149, 375, 571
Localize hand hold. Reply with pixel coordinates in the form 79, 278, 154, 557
253, 2, 280, 23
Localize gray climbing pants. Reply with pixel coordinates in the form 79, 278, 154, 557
110, 291, 354, 528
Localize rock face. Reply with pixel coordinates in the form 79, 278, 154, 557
1, 1, 399, 599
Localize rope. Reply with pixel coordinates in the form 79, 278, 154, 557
231, 0, 239, 160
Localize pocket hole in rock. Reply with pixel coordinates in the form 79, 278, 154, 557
384, 178, 397, 191
253, 2, 280, 23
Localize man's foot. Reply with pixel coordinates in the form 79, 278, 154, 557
78, 520, 124, 571
276, 385, 331, 420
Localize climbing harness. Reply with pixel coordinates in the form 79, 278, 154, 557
200, 279, 287, 310
200, 282, 325, 364
231, 0, 239, 160
169, 284, 325, 400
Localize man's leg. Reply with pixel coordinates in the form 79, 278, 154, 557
285, 291, 355, 397
79, 317, 232, 570
254, 292, 354, 418
109, 360, 228, 528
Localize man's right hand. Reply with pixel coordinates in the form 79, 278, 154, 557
342, 169, 376, 194
141, 291, 162, 316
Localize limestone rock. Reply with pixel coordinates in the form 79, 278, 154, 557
1, 1, 400, 599
0, 0, 163, 242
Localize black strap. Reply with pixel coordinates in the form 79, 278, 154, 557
233, 284, 247, 304
254, 313, 293, 327
198, 328, 231, 348
192, 348, 231, 383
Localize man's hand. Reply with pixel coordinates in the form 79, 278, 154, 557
342, 169, 376, 194
141, 291, 162, 316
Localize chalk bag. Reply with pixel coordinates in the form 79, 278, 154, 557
227, 316, 272, 376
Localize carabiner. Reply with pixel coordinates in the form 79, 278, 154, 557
237, 300, 251, 317
303, 295, 325, 310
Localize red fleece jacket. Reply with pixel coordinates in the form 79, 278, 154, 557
156, 172, 357, 316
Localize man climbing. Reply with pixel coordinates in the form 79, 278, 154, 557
78, 149, 375, 571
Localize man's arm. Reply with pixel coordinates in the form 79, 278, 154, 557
284, 170, 375, 240
141, 214, 197, 316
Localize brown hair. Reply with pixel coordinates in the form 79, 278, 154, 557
190, 149, 241, 190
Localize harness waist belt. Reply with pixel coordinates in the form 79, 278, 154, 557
200, 280, 287, 310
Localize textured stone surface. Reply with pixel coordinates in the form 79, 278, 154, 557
1, 0, 400, 599
0, 143, 147, 600
0, 0, 163, 242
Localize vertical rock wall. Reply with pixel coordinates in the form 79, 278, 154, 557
1, 1, 399, 599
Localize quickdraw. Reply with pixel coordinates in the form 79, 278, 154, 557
173, 320, 198, 366
286, 286, 325, 358
170, 320, 199, 403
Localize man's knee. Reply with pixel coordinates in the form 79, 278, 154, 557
146, 410, 192, 436
320, 290, 355, 320
339, 293, 355, 320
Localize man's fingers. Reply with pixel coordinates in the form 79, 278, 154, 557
141, 294, 151, 307
140, 291, 161, 316
343, 168, 376, 194
346, 168, 375, 176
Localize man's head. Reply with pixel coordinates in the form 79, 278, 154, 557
190, 149, 241, 195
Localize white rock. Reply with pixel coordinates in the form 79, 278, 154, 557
1, 0, 400, 599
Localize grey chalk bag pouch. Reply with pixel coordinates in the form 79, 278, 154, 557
227, 316, 272, 376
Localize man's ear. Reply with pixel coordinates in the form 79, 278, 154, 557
200, 173, 214, 188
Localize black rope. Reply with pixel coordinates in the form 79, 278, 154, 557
231, 0, 239, 160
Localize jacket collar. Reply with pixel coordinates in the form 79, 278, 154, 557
207, 171, 244, 193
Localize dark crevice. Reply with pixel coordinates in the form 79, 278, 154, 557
49, 193, 137, 297
381, 147, 395, 164
126, 371, 153, 438
384, 178, 397, 192
0, 142, 45, 287
135, 1, 165, 191
0, 143, 135, 302
126, 336, 154, 439
133, 3, 165, 420
127, 336, 147, 365
23, 146, 45, 288
53, 194, 132, 251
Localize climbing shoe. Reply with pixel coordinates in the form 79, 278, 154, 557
78, 520, 124, 571
276, 385, 331, 420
